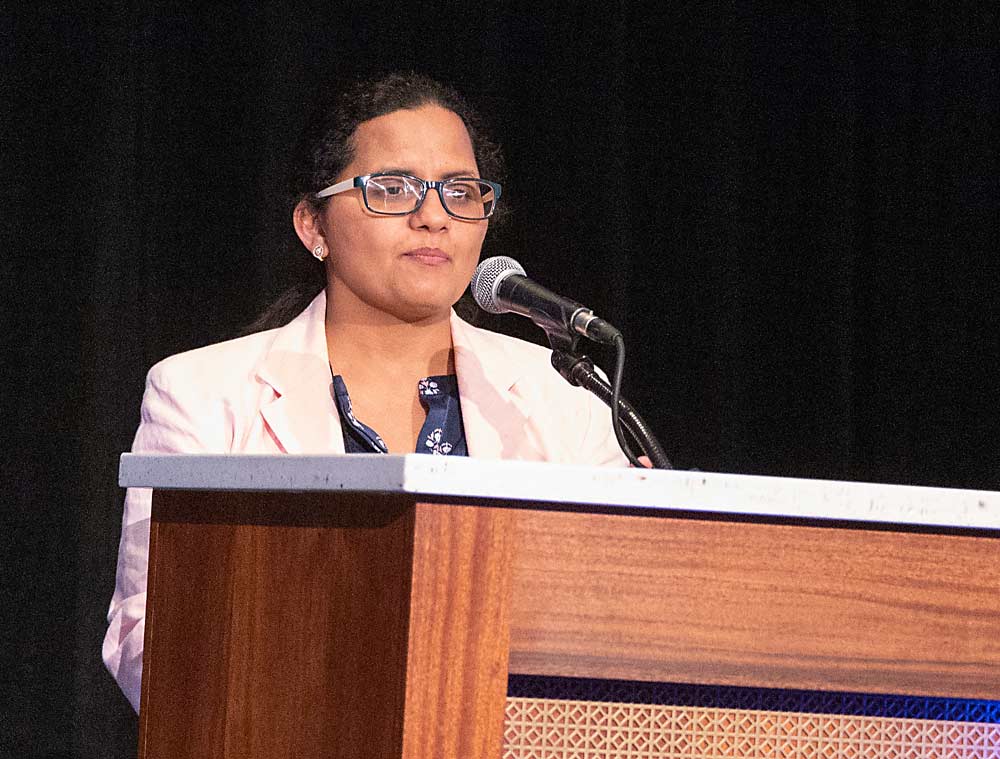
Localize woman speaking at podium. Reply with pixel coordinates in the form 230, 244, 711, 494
103, 72, 628, 711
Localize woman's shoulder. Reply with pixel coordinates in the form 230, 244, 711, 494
146, 326, 282, 393
149, 290, 327, 391
130, 327, 289, 455
452, 316, 553, 362
452, 316, 596, 398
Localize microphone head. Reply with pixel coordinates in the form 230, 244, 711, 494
471, 256, 527, 314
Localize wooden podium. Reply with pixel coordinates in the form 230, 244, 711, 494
119, 454, 1000, 759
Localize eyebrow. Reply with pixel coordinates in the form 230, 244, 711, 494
376, 167, 481, 180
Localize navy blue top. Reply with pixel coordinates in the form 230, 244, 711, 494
331, 373, 468, 456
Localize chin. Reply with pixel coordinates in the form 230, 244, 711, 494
385, 298, 455, 324
388, 287, 464, 321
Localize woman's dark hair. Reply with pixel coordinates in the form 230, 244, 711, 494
244, 71, 506, 334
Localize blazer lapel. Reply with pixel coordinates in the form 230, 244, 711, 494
256, 292, 345, 454
451, 312, 547, 461
253, 300, 542, 459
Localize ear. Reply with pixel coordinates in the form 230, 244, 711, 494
293, 199, 326, 251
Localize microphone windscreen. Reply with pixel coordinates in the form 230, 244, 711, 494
471, 256, 526, 314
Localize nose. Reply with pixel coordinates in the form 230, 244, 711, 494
409, 185, 451, 232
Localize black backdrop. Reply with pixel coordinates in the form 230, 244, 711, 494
4, 4, 998, 757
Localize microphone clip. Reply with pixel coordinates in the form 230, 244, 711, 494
543, 323, 581, 354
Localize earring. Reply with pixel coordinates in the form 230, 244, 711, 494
312, 244, 327, 261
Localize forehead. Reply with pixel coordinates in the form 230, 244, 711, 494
348, 104, 478, 175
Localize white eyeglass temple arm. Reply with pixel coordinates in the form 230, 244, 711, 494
315, 176, 360, 199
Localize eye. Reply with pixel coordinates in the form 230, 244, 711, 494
444, 181, 482, 201
375, 176, 416, 194
368, 175, 422, 206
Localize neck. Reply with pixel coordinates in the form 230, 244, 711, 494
324, 295, 455, 381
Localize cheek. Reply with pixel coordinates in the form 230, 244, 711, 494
323, 210, 394, 266
458, 223, 488, 267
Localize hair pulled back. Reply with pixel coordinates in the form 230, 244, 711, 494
290, 72, 505, 217
246, 72, 505, 333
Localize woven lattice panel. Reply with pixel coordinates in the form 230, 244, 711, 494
503, 698, 1000, 758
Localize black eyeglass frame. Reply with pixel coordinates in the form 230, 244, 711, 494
314, 172, 502, 220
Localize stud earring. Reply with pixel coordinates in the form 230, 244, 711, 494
312, 244, 327, 261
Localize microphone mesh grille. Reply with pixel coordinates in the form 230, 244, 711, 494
471, 256, 527, 314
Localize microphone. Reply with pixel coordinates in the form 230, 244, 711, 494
470, 256, 621, 345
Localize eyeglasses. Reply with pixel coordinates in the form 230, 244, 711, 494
315, 173, 502, 220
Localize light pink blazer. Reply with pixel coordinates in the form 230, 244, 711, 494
103, 292, 627, 711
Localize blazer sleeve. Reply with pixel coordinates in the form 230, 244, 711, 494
102, 360, 230, 712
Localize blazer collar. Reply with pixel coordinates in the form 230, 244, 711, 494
253, 291, 536, 459
451, 311, 543, 460
255, 291, 345, 454
450, 311, 522, 394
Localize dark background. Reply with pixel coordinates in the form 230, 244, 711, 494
4, 3, 998, 757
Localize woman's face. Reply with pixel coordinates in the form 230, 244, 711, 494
317, 104, 489, 324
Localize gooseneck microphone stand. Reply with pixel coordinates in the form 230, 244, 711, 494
542, 326, 673, 470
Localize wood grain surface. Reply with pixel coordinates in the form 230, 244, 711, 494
138, 487, 1000, 759
508, 509, 1000, 698
139, 490, 512, 759
401, 501, 513, 759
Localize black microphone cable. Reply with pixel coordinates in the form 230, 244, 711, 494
472, 256, 673, 469
611, 334, 640, 467
551, 346, 673, 470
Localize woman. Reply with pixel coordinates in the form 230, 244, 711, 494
103, 72, 628, 712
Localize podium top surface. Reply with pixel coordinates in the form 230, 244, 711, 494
119, 454, 1000, 532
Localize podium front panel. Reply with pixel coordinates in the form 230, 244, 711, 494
121, 455, 1000, 758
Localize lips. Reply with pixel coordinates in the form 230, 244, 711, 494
402, 247, 451, 265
